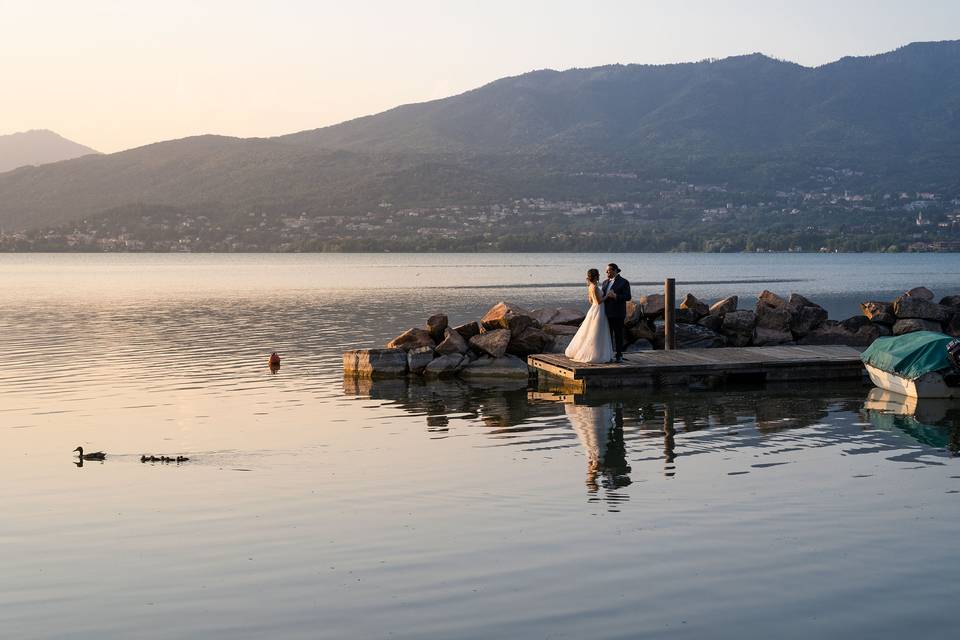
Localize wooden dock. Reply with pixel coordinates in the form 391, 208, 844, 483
528, 345, 865, 392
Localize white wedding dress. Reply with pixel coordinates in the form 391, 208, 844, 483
565, 283, 614, 363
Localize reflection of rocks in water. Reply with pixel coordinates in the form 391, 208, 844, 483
343, 374, 563, 434
755, 396, 829, 432
343, 376, 408, 399
425, 415, 450, 433
565, 403, 632, 503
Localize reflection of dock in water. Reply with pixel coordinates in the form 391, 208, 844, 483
345, 375, 960, 482
529, 345, 865, 392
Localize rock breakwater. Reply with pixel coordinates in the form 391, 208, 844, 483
343, 288, 960, 379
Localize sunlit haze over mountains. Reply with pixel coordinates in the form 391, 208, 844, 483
2, 0, 959, 153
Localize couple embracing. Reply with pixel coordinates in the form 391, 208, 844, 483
565, 263, 632, 364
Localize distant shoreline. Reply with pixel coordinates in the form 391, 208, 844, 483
2, 248, 959, 255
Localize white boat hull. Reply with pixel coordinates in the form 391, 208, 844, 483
865, 363, 960, 399
863, 388, 958, 422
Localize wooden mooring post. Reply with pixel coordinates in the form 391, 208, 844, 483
664, 277, 676, 351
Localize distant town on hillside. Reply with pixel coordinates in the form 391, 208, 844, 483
3, 171, 959, 253
3, 40, 960, 252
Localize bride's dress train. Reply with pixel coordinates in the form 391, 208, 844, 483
565, 284, 613, 363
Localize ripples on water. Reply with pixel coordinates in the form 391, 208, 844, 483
2, 254, 960, 639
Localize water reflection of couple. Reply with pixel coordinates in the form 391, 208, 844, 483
565, 263, 632, 364
564, 402, 631, 493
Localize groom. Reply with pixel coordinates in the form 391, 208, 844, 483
602, 263, 631, 363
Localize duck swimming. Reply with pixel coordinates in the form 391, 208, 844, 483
73, 446, 106, 461
139, 454, 189, 463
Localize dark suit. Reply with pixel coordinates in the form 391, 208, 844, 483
602, 275, 631, 357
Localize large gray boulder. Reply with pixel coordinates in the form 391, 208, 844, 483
675, 308, 701, 324
789, 304, 828, 337
753, 327, 794, 346
545, 335, 573, 354
722, 309, 757, 335
625, 339, 653, 352
436, 328, 469, 355
637, 293, 665, 318
798, 319, 879, 347
386, 328, 435, 351
453, 321, 481, 341
469, 328, 512, 358
655, 321, 724, 348
860, 301, 896, 325
550, 308, 586, 326
481, 302, 539, 335
939, 295, 960, 309
893, 295, 950, 322
757, 290, 787, 308
755, 303, 793, 332
530, 308, 557, 326
905, 286, 935, 301
893, 318, 943, 335
343, 348, 408, 378
721, 309, 756, 347
542, 323, 579, 337
788, 293, 817, 308
425, 314, 448, 343
709, 295, 738, 317
628, 321, 656, 342
828, 315, 881, 345
756, 290, 815, 335
407, 346, 436, 374
624, 301, 643, 328
697, 314, 724, 332
944, 313, 960, 337
423, 354, 465, 378
460, 355, 531, 379
507, 326, 553, 356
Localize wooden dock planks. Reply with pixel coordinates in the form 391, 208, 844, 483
528, 345, 865, 392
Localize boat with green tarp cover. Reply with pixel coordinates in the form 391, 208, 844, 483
861, 331, 960, 398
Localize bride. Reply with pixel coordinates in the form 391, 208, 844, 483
565, 268, 614, 363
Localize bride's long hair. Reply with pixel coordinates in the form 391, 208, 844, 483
586, 268, 600, 284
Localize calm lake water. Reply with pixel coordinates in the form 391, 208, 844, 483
2, 253, 960, 639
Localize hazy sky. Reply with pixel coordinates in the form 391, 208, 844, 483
3, 0, 957, 153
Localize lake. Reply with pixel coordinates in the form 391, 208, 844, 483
2, 253, 960, 639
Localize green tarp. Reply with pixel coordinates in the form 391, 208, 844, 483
860, 331, 953, 380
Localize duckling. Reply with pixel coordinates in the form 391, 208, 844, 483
73, 446, 106, 461
176, 456, 190, 463
141, 454, 149, 463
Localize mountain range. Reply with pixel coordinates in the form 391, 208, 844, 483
2, 40, 959, 233
0, 129, 98, 174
